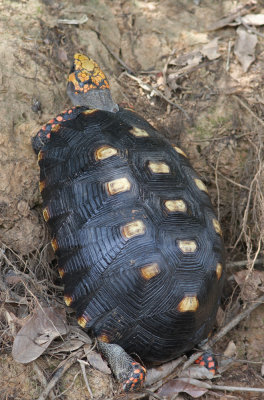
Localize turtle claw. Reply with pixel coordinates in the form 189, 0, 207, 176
122, 361, 146, 392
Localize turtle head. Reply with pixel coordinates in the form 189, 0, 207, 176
67, 54, 118, 112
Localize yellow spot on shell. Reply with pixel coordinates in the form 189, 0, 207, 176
106, 177, 131, 195
51, 238, 58, 252
58, 268, 64, 278
216, 263, 223, 280
140, 263, 160, 280
82, 109, 97, 115
77, 316, 90, 328
178, 240, 197, 253
122, 220, 146, 239
39, 180, 46, 193
213, 219, 222, 236
43, 207, 50, 222
98, 333, 110, 343
148, 161, 170, 174
51, 124, 61, 133
38, 150, 44, 162
130, 127, 149, 137
95, 145, 118, 161
178, 296, 199, 312
64, 295, 73, 306
165, 199, 187, 213
194, 179, 208, 193
173, 146, 187, 158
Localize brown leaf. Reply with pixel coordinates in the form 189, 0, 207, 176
180, 365, 215, 380
86, 350, 111, 375
158, 378, 209, 398
234, 270, 264, 300
12, 306, 68, 363
145, 357, 184, 386
241, 14, 264, 26
201, 38, 221, 61
234, 27, 257, 72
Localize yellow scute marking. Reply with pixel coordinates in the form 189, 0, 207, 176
64, 295, 73, 306
43, 207, 50, 222
95, 145, 118, 161
165, 199, 187, 213
216, 263, 223, 280
178, 240, 197, 253
213, 219, 222, 236
122, 220, 146, 239
106, 177, 131, 195
140, 263, 160, 280
130, 127, 149, 137
194, 178, 208, 193
173, 146, 187, 158
178, 296, 199, 312
39, 180, 45, 193
51, 238, 58, 252
148, 161, 170, 174
82, 109, 97, 115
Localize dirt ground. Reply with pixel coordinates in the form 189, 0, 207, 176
0, 0, 264, 399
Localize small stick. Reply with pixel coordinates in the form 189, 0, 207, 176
234, 95, 264, 128
78, 359, 93, 398
33, 362, 56, 400
210, 384, 264, 393
37, 349, 84, 400
226, 40, 232, 71
203, 294, 264, 349
124, 72, 191, 120
227, 258, 264, 269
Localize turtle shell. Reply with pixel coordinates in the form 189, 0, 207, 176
37, 107, 225, 363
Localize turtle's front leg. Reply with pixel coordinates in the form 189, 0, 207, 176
97, 340, 146, 392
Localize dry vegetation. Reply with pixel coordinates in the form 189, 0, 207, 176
0, 0, 264, 399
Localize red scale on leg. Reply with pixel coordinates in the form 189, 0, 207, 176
123, 361, 146, 392
194, 352, 218, 375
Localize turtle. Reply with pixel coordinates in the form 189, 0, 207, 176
32, 53, 225, 392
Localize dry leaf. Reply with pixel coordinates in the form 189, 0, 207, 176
145, 357, 184, 386
241, 14, 264, 26
157, 378, 209, 398
261, 363, 264, 376
86, 350, 111, 375
180, 365, 215, 380
201, 38, 221, 60
12, 306, 68, 363
49, 338, 84, 354
234, 27, 257, 72
223, 340, 237, 358
234, 270, 264, 301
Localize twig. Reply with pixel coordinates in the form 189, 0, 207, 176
234, 95, 264, 128
33, 361, 56, 400
210, 384, 264, 393
37, 349, 84, 400
124, 71, 191, 120
78, 359, 93, 398
207, 1, 256, 31
203, 294, 264, 349
212, 168, 250, 191
227, 258, 264, 269
226, 40, 232, 71
241, 20, 264, 39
